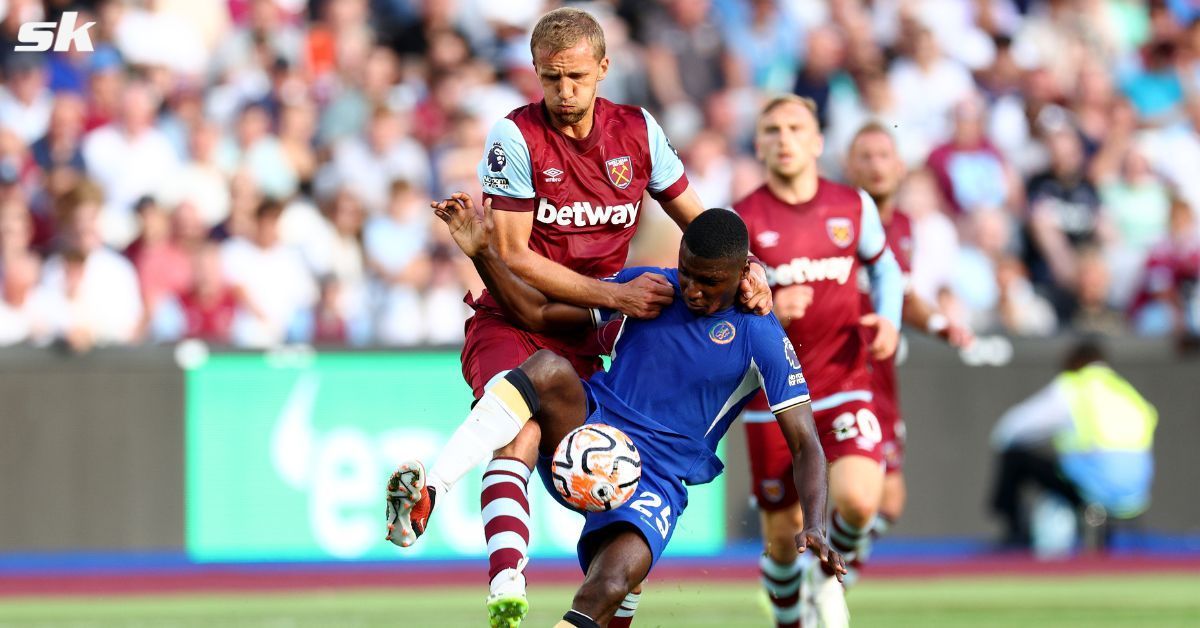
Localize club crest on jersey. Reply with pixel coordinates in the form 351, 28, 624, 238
487, 142, 507, 173
826, 218, 854, 249
761, 479, 784, 503
708, 321, 736, 345
606, 156, 633, 189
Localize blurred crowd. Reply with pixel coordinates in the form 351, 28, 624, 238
0, 0, 1198, 350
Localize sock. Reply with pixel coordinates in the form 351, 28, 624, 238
609, 591, 641, 628
561, 609, 600, 628
858, 512, 895, 564
760, 554, 804, 628
427, 369, 539, 495
483, 457, 533, 589
825, 510, 872, 580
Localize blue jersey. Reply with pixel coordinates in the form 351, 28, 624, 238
587, 267, 811, 486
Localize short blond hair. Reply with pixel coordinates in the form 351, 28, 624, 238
849, 121, 896, 149
530, 8, 606, 61
760, 94, 819, 120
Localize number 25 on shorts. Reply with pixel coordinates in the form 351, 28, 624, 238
629, 491, 673, 539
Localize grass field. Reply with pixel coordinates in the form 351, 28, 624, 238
0, 573, 1197, 628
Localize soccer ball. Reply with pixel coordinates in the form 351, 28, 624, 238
551, 424, 641, 512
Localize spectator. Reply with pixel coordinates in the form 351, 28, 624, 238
0, 250, 51, 346
953, 207, 1057, 335
1071, 246, 1126, 337
1024, 125, 1105, 314
180, 243, 238, 344
791, 26, 844, 129
322, 188, 370, 344
0, 55, 53, 144
897, 169, 960, 305
217, 101, 298, 200
82, 80, 180, 248
327, 106, 431, 214
29, 92, 86, 175
644, 0, 742, 111
888, 21, 975, 147
221, 199, 317, 347
826, 68, 930, 175
364, 179, 432, 346
125, 197, 192, 341
162, 121, 232, 229
39, 181, 143, 349
925, 94, 1014, 216
1128, 199, 1200, 337
990, 340, 1157, 550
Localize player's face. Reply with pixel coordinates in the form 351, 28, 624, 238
755, 102, 824, 179
845, 131, 904, 199
534, 39, 609, 127
677, 244, 746, 316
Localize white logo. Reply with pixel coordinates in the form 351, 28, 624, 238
542, 167, 564, 183
536, 198, 641, 228
757, 231, 781, 248
766, 256, 856, 286
14, 11, 95, 52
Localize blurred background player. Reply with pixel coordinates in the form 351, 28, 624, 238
410, 197, 842, 628
842, 123, 974, 575
387, 8, 770, 627
735, 96, 905, 628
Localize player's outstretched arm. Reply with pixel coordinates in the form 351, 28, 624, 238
492, 209, 674, 319
776, 403, 847, 580
433, 193, 592, 333
902, 292, 974, 348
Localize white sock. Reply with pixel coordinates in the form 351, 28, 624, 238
427, 375, 532, 495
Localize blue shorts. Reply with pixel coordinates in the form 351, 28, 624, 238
536, 398, 688, 573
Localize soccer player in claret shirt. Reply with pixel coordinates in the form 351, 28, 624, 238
409, 196, 844, 628
843, 122, 973, 575
384, 8, 771, 627
734, 96, 906, 628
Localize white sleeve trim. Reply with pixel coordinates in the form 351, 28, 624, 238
770, 395, 812, 413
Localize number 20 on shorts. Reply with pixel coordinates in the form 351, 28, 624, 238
832, 408, 882, 444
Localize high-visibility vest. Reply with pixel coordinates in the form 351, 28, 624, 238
1056, 364, 1157, 454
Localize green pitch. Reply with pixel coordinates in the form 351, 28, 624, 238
0, 573, 1196, 627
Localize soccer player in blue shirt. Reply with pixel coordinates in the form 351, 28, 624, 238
388, 195, 844, 628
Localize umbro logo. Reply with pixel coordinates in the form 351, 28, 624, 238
757, 231, 781, 248
543, 167, 564, 183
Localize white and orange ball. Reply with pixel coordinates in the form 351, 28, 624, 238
551, 424, 641, 512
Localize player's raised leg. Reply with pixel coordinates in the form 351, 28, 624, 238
385, 365, 541, 548
486, 350, 590, 627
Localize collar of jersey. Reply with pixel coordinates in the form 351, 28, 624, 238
539, 100, 604, 153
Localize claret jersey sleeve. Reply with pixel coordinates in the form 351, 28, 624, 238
478, 118, 535, 211
749, 316, 812, 414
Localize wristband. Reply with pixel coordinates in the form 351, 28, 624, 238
926, 313, 949, 334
